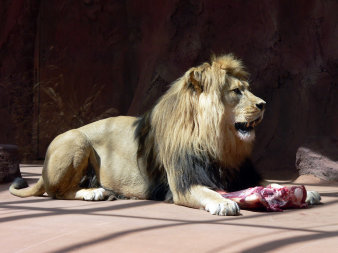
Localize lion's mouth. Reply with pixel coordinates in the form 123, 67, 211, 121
235, 117, 262, 134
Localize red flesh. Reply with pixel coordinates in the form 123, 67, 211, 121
217, 185, 308, 211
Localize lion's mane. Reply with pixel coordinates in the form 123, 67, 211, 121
134, 54, 261, 200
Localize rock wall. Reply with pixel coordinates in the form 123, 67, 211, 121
0, 0, 337, 179
0, 0, 40, 160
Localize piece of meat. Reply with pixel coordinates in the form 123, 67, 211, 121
217, 184, 308, 211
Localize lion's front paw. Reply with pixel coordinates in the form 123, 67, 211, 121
306, 190, 321, 205
205, 199, 240, 216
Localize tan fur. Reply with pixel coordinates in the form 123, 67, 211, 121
10, 54, 266, 215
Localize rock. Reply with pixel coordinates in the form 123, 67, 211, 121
296, 137, 338, 182
0, 144, 21, 183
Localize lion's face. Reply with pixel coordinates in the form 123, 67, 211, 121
185, 54, 266, 144
224, 78, 266, 142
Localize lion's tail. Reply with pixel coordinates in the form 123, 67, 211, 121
9, 177, 45, 198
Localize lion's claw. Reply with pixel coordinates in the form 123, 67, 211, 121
205, 199, 240, 216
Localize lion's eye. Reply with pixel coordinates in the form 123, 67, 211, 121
233, 88, 242, 95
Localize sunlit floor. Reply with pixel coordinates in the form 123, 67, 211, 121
1, 165, 338, 253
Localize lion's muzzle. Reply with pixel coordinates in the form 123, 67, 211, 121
234, 99, 265, 141
235, 116, 262, 134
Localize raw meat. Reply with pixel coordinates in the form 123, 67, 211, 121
217, 184, 308, 211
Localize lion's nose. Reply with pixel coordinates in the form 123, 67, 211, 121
256, 102, 266, 110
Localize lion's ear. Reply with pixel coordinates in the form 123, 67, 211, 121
187, 68, 204, 93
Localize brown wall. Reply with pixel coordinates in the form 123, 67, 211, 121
0, 0, 337, 179
0, 0, 40, 159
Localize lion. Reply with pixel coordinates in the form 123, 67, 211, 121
10, 54, 320, 215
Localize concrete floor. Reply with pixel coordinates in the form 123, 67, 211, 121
1, 165, 338, 253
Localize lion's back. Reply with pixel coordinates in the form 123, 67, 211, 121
78, 116, 138, 147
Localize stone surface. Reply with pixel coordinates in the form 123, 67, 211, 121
296, 137, 338, 182
294, 174, 331, 185
1, 165, 338, 253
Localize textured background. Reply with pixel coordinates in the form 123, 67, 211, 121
0, 0, 337, 179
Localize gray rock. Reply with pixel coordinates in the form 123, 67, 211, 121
0, 144, 21, 183
296, 137, 338, 182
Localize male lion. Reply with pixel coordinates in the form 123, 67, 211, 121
10, 54, 320, 215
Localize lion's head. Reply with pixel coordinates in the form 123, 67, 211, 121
211, 54, 266, 142
149, 54, 265, 170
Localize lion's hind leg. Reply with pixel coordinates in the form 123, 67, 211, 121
58, 188, 108, 200
59, 188, 119, 201
43, 130, 98, 200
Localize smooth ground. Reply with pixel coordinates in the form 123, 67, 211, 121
1, 165, 338, 253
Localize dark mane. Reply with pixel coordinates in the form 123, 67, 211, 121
173, 153, 262, 193
134, 111, 170, 201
